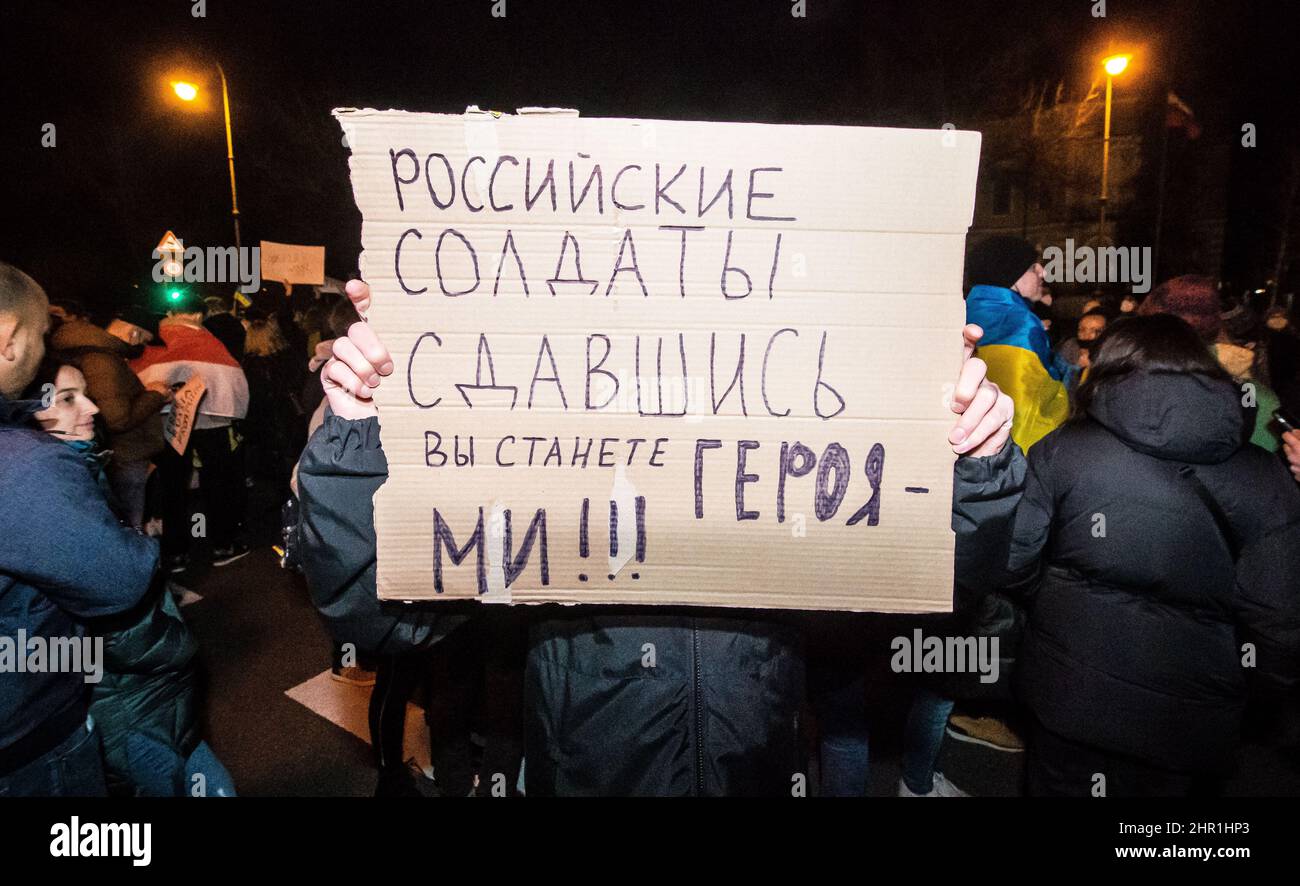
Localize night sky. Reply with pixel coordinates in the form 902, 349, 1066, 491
2, 0, 1296, 311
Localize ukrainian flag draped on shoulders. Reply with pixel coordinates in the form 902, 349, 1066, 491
966, 284, 1074, 452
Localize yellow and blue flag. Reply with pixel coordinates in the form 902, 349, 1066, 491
965, 285, 1075, 452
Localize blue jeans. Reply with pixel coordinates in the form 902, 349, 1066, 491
817, 677, 954, 796
0, 716, 107, 797
120, 733, 238, 797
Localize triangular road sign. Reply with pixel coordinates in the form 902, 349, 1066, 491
156, 230, 183, 254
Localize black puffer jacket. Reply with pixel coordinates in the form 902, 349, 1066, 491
87, 581, 199, 794
527, 443, 1025, 795
1006, 370, 1300, 773
297, 415, 1027, 795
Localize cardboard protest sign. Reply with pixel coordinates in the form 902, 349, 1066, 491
335, 108, 980, 611
163, 375, 207, 455
260, 241, 326, 285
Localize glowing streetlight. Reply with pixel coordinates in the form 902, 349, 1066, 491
165, 64, 243, 250
1098, 53, 1132, 243
171, 81, 199, 102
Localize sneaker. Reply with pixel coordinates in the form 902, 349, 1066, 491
945, 713, 1025, 753
211, 542, 251, 567
898, 772, 970, 797
330, 665, 377, 687
163, 553, 190, 575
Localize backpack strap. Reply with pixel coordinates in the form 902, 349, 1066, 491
1177, 464, 1242, 562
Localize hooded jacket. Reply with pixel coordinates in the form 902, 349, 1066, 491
1005, 370, 1300, 772
50, 319, 167, 462
296, 414, 1027, 795
0, 396, 158, 757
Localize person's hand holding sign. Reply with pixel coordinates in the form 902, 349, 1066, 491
948, 324, 1014, 458
145, 380, 176, 404
321, 279, 391, 420
323, 281, 1015, 459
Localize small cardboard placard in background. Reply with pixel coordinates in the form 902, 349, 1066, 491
335, 108, 980, 612
260, 241, 326, 286
164, 375, 206, 455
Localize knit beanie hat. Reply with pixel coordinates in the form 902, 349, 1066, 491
964, 235, 1041, 292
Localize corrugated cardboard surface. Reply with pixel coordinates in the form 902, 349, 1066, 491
336, 108, 980, 612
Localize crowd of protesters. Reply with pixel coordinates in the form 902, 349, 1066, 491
2, 236, 1300, 797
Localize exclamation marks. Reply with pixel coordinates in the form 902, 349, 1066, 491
576, 496, 645, 583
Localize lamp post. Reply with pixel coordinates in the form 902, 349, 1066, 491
170, 64, 242, 250
1098, 54, 1130, 244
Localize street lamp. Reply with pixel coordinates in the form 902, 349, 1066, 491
1098, 53, 1131, 244
167, 65, 242, 250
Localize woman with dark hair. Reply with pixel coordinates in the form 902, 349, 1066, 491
1002, 314, 1300, 796
23, 359, 236, 797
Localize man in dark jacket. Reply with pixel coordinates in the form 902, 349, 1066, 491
298, 280, 1023, 796
0, 262, 158, 796
50, 310, 173, 528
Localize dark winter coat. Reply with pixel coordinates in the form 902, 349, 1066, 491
1004, 369, 1300, 773
297, 414, 1027, 795
55, 439, 200, 795
242, 348, 308, 470
297, 415, 471, 654
86, 580, 199, 793
204, 313, 246, 364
